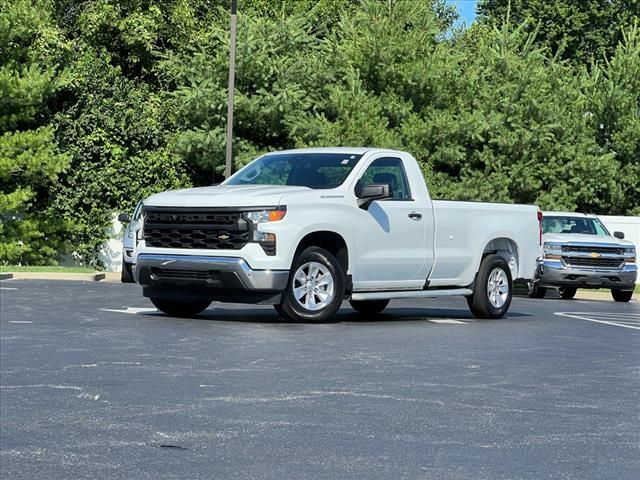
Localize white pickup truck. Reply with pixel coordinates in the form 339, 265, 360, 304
528, 212, 637, 301
132, 148, 540, 322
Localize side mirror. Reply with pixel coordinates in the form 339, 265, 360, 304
118, 213, 131, 223
355, 183, 392, 209
613, 231, 625, 239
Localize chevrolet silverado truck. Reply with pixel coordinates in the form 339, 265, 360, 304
528, 212, 637, 302
132, 148, 541, 322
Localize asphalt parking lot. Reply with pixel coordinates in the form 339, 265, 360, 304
1, 280, 639, 480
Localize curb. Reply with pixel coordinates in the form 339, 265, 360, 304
7, 272, 106, 282
0, 273, 13, 280
574, 291, 638, 302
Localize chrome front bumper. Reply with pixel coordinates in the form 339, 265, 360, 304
535, 258, 637, 289
134, 254, 289, 301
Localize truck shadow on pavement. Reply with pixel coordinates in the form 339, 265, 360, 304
139, 306, 532, 324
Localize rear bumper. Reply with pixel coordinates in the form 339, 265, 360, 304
535, 259, 637, 290
134, 254, 289, 303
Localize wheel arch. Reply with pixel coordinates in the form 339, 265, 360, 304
480, 237, 520, 281
293, 230, 349, 276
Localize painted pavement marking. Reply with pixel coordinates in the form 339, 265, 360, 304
100, 307, 159, 315
555, 312, 640, 330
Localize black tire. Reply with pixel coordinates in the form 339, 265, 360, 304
273, 304, 285, 317
611, 289, 633, 302
280, 246, 345, 323
559, 287, 577, 299
527, 280, 546, 299
120, 258, 134, 283
150, 297, 210, 317
349, 299, 389, 316
467, 254, 513, 319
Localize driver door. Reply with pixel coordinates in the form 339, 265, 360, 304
350, 156, 428, 290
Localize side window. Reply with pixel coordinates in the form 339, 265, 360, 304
593, 219, 609, 236
358, 157, 411, 200
132, 201, 143, 221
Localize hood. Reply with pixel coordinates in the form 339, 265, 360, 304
543, 232, 634, 247
144, 185, 312, 208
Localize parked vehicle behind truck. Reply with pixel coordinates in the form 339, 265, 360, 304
528, 212, 637, 302
118, 201, 143, 283
132, 148, 541, 321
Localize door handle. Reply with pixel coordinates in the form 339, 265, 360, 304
408, 212, 422, 220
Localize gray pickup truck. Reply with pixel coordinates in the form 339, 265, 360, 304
528, 212, 637, 302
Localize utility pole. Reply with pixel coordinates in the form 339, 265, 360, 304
223, 0, 238, 180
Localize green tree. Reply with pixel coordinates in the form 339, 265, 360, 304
0, 0, 71, 264
419, 21, 623, 212
478, 0, 640, 64
585, 23, 640, 215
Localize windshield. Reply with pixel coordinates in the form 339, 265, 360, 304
542, 216, 610, 236
225, 153, 363, 189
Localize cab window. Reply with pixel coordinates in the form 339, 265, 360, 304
357, 157, 411, 200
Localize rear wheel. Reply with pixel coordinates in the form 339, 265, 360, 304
559, 287, 577, 300
280, 246, 345, 323
349, 299, 389, 316
150, 297, 210, 317
467, 255, 513, 319
611, 289, 633, 302
527, 281, 546, 299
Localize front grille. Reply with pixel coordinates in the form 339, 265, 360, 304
144, 207, 249, 250
562, 257, 624, 268
151, 268, 212, 280
562, 245, 624, 255
145, 228, 249, 249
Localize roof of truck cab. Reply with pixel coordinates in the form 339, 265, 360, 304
542, 211, 598, 218
263, 147, 404, 156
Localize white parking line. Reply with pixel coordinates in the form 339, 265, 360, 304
428, 319, 468, 324
0, 287, 17, 290
555, 312, 640, 330
100, 307, 159, 315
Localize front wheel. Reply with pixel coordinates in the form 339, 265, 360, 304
349, 299, 389, 316
611, 289, 633, 302
559, 287, 577, 299
467, 254, 513, 319
279, 246, 345, 323
121, 258, 134, 283
150, 297, 210, 317
527, 280, 546, 299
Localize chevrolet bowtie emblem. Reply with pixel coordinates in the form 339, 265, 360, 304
218, 234, 230, 241
590, 252, 600, 258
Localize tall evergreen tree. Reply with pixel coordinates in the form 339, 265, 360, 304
478, 0, 640, 64
0, 0, 70, 264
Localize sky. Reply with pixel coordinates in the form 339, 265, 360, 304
447, 0, 478, 27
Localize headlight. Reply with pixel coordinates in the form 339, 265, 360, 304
543, 242, 562, 260
245, 208, 286, 224
624, 247, 636, 262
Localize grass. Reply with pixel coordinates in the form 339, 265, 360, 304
0, 265, 96, 273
